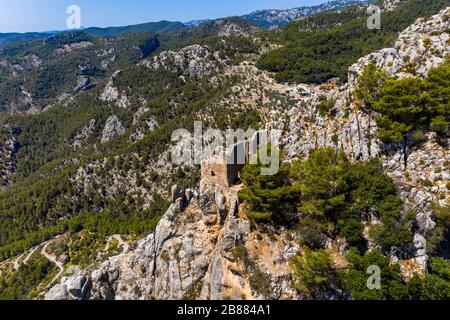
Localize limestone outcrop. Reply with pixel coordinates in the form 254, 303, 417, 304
141, 45, 227, 79
44, 8, 450, 300
101, 115, 126, 144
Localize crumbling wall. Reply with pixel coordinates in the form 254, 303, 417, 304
200, 130, 269, 188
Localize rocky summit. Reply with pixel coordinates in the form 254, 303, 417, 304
0, 0, 449, 301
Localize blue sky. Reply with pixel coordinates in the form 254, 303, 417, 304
0, 0, 329, 33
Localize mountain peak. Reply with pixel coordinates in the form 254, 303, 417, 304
244, 0, 373, 29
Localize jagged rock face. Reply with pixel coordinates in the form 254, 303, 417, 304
100, 80, 120, 102
46, 266, 92, 300
272, 7, 449, 169
19, 54, 43, 70
382, 0, 403, 12
130, 107, 158, 142
99, 70, 130, 108
73, 119, 96, 148
349, 7, 450, 84
269, 88, 381, 162
101, 115, 125, 143
385, 137, 449, 244
346, 9, 450, 257
73, 76, 91, 92
0, 126, 19, 189
54, 42, 94, 55
141, 45, 227, 78
46, 182, 300, 300
215, 21, 252, 37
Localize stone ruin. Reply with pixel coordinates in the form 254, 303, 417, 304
200, 130, 272, 188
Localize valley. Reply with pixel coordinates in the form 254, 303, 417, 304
0, 0, 449, 301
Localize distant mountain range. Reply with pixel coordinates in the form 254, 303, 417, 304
243, 0, 372, 29
82, 21, 186, 37
0, 32, 59, 46
0, 21, 185, 46
0, 0, 372, 46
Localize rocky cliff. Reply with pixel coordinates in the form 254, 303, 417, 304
44, 7, 449, 300
46, 181, 303, 300
0, 126, 18, 189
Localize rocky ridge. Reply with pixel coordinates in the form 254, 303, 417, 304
140, 45, 227, 79
243, 0, 371, 29
46, 182, 302, 300
101, 115, 126, 144
44, 8, 449, 300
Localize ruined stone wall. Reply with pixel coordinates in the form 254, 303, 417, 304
200, 130, 268, 188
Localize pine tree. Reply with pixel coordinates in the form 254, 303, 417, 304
355, 63, 389, 155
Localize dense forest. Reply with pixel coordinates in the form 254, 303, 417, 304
0, 0, 448, 300
238, 58, 450, 299
240, 147, 450, 299
0, 35, 262, 261
257, 0, 450, 84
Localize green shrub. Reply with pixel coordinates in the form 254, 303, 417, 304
240, 147, 412, 251
291, 248, 335, 298
316, 99, 336, 117
424, 179, 433, 187
257, 0, 449, 84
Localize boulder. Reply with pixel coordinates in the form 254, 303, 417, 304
414, 233, 427, 258
101, 115, 125, 143
45, 284, 68, 300
171, 185, 185, 204
200, 188, 216, 215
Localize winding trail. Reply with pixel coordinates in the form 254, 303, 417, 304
12, 245, 40, 270
13, 254, 24, 271
8, 234, 127, 289
105, 234, 129, 254
23, 246, 39, 265
41, 238, 64, 288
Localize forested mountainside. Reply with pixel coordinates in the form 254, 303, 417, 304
0, 32, 59, 47
0, 32, 160, 113
0, 17, 260, 114
0, 0, 370, 47
0, 0, 389, 114
243, 0, 372, 29
0, 22, 187, 47
0, 0, 449, 300
258, 0, 450, 83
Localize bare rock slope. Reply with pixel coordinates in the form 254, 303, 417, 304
46, 8, 450, 300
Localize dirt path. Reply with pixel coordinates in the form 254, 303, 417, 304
12, 245, 40, 271
23, 246, 39, 265
112, 235, 129, 253
41, 238, 64, 288
13, 254, 24, 271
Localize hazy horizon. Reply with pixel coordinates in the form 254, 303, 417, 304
0, 0, 333, 33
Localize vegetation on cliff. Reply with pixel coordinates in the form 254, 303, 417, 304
257, 0, 449, 84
